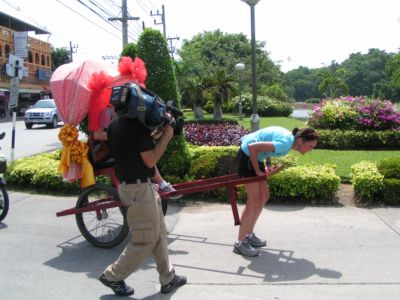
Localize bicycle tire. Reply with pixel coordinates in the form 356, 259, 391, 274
75, 183, 129, 248
0, 184, 9, 222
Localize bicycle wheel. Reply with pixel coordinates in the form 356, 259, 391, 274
0, 184, 9, 222
75, 183, 128, 248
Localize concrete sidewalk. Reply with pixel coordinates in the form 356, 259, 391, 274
1, 191, 400, 299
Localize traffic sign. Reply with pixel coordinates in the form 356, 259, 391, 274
9, 77, 20, 109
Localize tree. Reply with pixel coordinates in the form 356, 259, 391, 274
284, 66, 321, 101
386, 52, 400, 89
318, 67, 349, 99
136, 28, 190, 179
51, 47, 71, 70
260, 84, 289, 102
177, 30, 282, 111
341, 48, 392, 97
202, 67, 236, 119
121, 43, 137, 60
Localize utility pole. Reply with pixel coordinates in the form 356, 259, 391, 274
69, 41, 78, 62
167, 36, 180, 58
150, 4, 166, 37
108, 0, 139, 47
151, 5, 180, 58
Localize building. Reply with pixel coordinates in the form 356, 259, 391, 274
0, 11, 52, 117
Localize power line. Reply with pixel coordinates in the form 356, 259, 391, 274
55, 0, 121, 40
108, 0, 140, 47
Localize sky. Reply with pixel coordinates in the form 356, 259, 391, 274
1, 0, 400, 72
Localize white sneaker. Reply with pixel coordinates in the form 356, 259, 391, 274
159, 182, 183, 200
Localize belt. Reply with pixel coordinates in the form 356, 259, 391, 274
120, 178, 152, 184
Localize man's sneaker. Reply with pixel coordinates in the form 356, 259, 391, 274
99, 273, 135, 296
233, 240, 259, 257
247, 233, 267, 247
160, 275, 187, 294
159, 182, 183, 200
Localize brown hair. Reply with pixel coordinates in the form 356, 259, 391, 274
292, 127, 318, 142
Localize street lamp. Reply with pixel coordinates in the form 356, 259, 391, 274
235, 62, 245, 120
241, 0, 261, 132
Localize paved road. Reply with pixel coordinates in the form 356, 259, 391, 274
0, 119, 85, 161
1, 191, 400, 299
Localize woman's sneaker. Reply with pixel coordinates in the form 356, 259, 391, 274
233, 240, 259, 257
99, 273, 135, 296
247, 233, 267, 247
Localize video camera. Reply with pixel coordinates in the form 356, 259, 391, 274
110, 82, 183, 135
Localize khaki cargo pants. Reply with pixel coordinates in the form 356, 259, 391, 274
103, 181, 175, 285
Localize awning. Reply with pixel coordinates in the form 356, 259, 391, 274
18, 88, 43, 94
0, 88, 9, 92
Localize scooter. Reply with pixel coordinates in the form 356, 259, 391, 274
0, 132, 9, 221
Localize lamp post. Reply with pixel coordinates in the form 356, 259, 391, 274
241, 0, 261, 132
235, 62, 245, 120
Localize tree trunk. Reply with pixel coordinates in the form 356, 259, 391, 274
213, 105, 223, 120
194, 105, 204, 120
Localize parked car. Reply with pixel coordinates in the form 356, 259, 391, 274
24, 99, 60, 129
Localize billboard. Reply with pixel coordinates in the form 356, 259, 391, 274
13, 31, 28, 58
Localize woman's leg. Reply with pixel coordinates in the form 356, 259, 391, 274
248, 181, 270, 233
238, 181, 259, 241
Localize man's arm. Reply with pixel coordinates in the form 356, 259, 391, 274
140, 125, 174, 168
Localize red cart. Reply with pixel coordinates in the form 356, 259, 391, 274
56, 165, 283, 248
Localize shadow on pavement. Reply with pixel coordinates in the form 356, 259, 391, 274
246, 248, 342, 282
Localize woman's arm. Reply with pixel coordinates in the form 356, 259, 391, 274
248, 142, 275, 176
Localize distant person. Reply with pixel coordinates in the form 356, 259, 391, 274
234, 126, 318, 257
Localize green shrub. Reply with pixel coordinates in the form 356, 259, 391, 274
305, 98, 320, 104
382, 178, 400, 205
5, 151, 80, 192
378, 158, 400, 179
269, 164, 340, 202
234, 93, 293, 117
158, 134, 192, 179
190, 146, 238, 179
316, 129, 400, 150
351, 161, 384, 203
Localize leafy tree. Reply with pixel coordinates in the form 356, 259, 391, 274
284, 66, 321, 101
177, 30, 282, 110
121, 43, 137, 60
260, 83, 289, 102
136, 28, 190, 179
341, 48, 392, 97
51, 47, 71, 70
202, 67, 236, 119
386, 52, 400, 89
318, 67, 349, 99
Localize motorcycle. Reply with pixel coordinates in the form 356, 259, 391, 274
0, 132, 9, 221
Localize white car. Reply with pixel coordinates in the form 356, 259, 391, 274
24, 99, 60, 129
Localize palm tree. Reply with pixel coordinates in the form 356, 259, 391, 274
318, 67, 349, 99
202, 68, 236, 120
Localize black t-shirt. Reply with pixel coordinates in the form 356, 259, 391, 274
107, 117, 156, 181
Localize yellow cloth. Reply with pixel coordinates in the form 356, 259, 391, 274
58, 124, 95, 188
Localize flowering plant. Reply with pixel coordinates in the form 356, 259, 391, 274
184, 122, 250, 146
308, 97, 400, 130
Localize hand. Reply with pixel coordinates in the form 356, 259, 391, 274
151, 128, 164, 140
255, 170, 265, 177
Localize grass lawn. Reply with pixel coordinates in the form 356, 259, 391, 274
183, 112, 399, 182
290, 149, 400, 182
